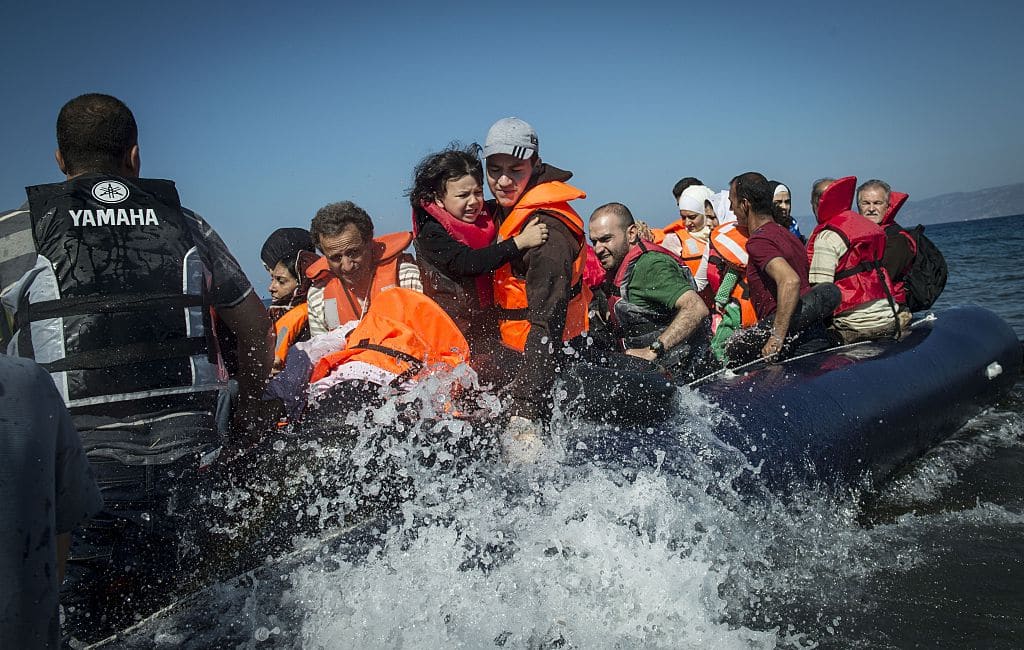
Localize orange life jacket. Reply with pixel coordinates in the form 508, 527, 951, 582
273, 302, 309, 366
305, 231, 414, 330
493, 181, 591, 352
309, 288, 469, 385
705, 222, 758, 327
658, 220, 706, 278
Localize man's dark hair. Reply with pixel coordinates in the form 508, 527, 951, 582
590, 202, 635, 228
56, 94, 138, 176
672, 177, 704, 200
730, 172, 773, 215
310, 201, 374, 250
408, 143, 483, 210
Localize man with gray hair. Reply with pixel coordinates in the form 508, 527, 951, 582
856, 179, 891, 225
857, 179, 916, 295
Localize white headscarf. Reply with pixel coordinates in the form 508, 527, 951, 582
677, 185, 715, 214
707, 189, 736, 225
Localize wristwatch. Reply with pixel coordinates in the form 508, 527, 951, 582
649, 339, 665, 358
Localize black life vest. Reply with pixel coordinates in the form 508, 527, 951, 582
17, 175, 225, 414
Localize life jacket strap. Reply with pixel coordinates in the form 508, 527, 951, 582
351, 338, 425, 387
16, 293, 207, 327
833, 259, 880, 282
39, 337, 209, 373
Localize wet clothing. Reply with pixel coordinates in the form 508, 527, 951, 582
490, 163, 588, 420
724, 283, 841, 366
0, 356, 102, 650
309, 288, 470, 391
603, 241, 711, 377
611, 245, 693, 325
0, 176, 252, 642
744, 221, 812, 319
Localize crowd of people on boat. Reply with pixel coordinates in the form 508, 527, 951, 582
0, 94, 945, 647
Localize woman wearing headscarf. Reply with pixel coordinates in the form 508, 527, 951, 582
659, 184, 715, 278
693, 190, 757, 363
769, 180, 805, 242
260, 227, 316, 368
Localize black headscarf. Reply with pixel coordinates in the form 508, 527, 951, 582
261, 228, 316, 317
261, 227, 315, 272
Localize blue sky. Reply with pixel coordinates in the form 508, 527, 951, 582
2, 0, 1022, 292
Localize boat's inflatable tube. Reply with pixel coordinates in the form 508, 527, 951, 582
570, 306, 1020, 493
701, 306, 1020, 491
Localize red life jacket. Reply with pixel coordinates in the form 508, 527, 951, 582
806, 177, 895, 315
608, 240, 689, 321
305, 232, 414, 329
879, 191, 917, 304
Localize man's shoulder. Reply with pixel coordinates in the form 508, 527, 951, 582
0, 204, 38, 292
749, 223, 799, 254
814, 228, 847, 252
633, 251, 688, 285
0, 355, 51, 392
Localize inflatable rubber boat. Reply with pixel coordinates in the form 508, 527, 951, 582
88, 306, 1020, 648
565, 306, 1021, 493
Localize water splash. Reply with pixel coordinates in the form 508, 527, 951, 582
102, 375, 1024, 649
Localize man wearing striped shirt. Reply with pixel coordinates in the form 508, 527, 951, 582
0, 92, 273, 642
305, 200, 422, 337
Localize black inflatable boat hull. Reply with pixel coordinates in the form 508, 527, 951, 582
570, 306, 1020, 493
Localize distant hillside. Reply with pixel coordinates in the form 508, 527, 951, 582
899, 182, 1024, 225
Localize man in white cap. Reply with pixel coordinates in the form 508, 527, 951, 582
482, 117, 591, 447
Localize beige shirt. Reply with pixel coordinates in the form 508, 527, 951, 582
808, 230, 896, 332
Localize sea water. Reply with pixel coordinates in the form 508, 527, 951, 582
101, 215, 1024, 649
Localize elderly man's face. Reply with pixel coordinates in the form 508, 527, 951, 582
318, 223, 371, 284
858, 187, 889, 224
589, 214, 636, 272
